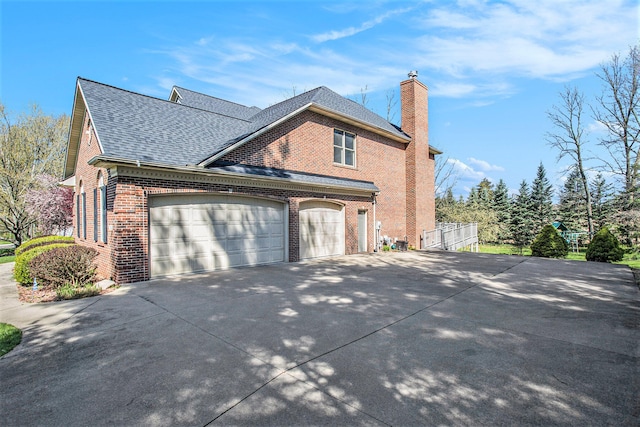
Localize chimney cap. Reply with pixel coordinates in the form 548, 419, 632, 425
408, 70, 418, 79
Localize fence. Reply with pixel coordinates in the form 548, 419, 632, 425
422, 222, 479, 252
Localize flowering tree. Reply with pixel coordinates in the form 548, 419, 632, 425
25, 174, 73, 236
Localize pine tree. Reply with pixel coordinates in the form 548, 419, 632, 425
493, 179, 511, 244
510, 180, 535, 253
530, 163, 554, 235
475, 178, 494, 208
590, 173, 614, 232
557, 167, 586, 232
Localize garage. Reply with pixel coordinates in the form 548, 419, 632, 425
299, 200, 345, 260
149, 194, 286, 277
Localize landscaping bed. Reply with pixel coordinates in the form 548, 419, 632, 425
16, 283, 116, 303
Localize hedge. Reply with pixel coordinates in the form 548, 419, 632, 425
15, 236, 75, 257
14, 243, 76, 286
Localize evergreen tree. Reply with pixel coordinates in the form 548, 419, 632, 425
510, 180, 535, 253
493, 179, 511, 244
466, 187, 479, 206
530, 163, 554, 235
557, 167, 586, 232
590, 173, 614, 232
475, 178, 494, 208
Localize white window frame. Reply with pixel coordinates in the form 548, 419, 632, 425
333, 129, 356, 167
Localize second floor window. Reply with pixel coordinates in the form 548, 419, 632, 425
333, 129, 356, 167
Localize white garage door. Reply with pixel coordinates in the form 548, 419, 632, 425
299, 201, 345, 260
149, 194, 286, 278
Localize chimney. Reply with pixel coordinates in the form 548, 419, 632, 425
401, 71, 435, 247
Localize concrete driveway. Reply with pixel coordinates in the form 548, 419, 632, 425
0, 251, 638, 426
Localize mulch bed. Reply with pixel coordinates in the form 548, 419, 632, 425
16, 284, 117, 303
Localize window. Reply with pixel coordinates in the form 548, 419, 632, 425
333, 129, 356, 167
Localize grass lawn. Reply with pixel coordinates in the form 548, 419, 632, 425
0, 255, 15, 264
0, 322, 22, 356
474, 244, 640, 269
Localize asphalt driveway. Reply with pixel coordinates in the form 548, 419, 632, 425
0, 251, 638, 426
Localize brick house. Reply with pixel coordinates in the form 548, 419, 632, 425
63, 72, 439, 284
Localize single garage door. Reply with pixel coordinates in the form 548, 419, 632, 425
149, 194, 286, 277
299, 200, 345, 260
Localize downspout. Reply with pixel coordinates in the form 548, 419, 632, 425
372, 193, 377, 252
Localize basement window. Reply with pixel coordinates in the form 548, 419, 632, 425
333, 129, 356, 167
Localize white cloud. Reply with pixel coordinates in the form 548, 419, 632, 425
414, 0, 636, 80
311, 7, 415, 43
447, 158, 487, 181
467, 157, 505, 172
149, 0, 638, 107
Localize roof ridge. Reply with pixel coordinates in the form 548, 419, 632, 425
172, 85, 261, 111
78, 77, 253, 123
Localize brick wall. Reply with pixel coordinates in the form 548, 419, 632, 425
73, 113, 113, 281
220, 110, 408, 243
107, 174, 371, 283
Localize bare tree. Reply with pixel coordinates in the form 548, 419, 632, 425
359, 85, 369, 108
434, 151, 460, 197
593, 45, 640, 207
385, 88, 398, 124
546, 86, 594, 235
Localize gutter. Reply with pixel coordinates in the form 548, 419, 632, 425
88, 155, 379, 197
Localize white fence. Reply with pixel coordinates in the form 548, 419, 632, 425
422, 222, 479, 252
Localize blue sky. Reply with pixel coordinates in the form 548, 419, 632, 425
1, 0, 638, 197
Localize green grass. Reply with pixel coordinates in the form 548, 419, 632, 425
0, 323, 22, 357
474, 244, 640, 269
0, 255, 15, 264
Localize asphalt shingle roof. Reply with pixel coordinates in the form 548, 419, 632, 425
78, 78, 408, 168
209, 161, 379, 193
171, 86, 261, 120
80, 79, 252, 166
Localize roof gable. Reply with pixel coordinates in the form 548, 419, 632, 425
65, 78, 413, 177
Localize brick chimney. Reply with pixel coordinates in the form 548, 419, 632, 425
401, 71, 435, 247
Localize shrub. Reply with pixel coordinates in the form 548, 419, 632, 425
14, 243, 76, 285
0, 247, 15, 257
55, 283, 100, 300
15, 235, 74, 256
531, 224, 569, 258
28, 245, 98, 288
586, 227, 624, 263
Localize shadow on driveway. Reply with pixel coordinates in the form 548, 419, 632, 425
0, 251, 638, 425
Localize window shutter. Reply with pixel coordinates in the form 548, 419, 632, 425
82, 192, 87, 240
76, 194, 80, 238
93, 188, 98, 242
100, 185, 107, 243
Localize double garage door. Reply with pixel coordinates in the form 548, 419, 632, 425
149, 195, 346, 278
149, 194, 286, 278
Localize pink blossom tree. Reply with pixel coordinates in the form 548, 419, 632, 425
25, 174, 73, 236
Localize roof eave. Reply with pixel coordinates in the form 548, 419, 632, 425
64, 79, 106, 179
89, 155, 379, 196
307, 104, 410, 144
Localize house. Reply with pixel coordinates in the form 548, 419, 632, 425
63, 72, 440, 284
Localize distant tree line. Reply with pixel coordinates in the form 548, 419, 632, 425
436, 45, 639, 251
